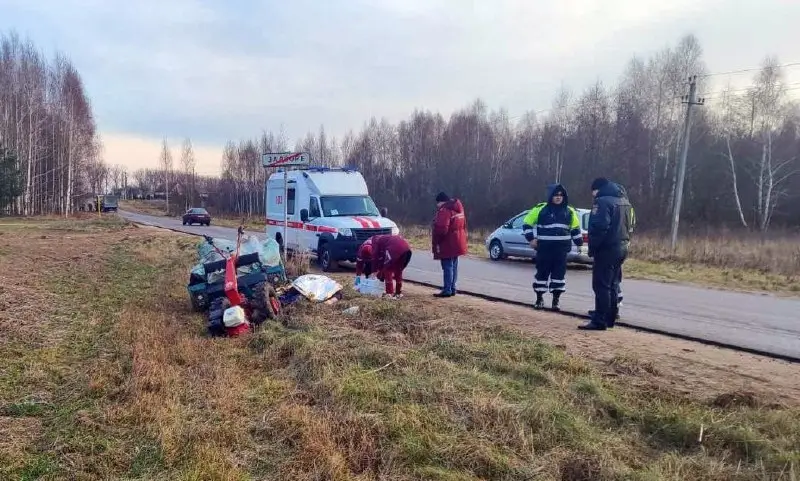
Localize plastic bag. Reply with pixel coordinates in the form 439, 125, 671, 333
260, 237, 282, 267
190, 234, 283, 280
354, 276, 384, 297
291, 274, 343, 302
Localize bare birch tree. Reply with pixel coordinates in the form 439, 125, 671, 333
180, 138, 196, 209
0, 29, 99, 216
159, 138, 173, 214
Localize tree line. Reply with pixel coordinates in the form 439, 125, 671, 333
0, 30, 103, 215
181, 34, 797, 233
3, 29, 797, 233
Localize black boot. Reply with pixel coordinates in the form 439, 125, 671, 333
551, 292, 561, 311
579, 311, 608, 330
578, 321, 607, 331
588, 309, 620, 322
534, 293, 544, 310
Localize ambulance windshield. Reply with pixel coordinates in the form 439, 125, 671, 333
320, 195, 380, 217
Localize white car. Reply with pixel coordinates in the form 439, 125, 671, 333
485, 208, 592, 264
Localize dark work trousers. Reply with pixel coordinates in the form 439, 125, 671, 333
592, 249, 624, 326
534, 248, 568, 294
614, 254, 626, 305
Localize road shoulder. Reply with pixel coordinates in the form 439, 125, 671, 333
396, 283, 800, 406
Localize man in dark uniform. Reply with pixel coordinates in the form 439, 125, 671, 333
580, 178, 633, 330
614, 183, 635, 308
588, 182, 635, 319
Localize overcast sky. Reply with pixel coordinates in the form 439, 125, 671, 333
3, 0, 800, 175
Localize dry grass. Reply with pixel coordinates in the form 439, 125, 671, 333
118, 199, 168, 217
626, 233, 800, 293
1, 217, 799, 480
631, 231, 800, 276
285, 249, 312, 277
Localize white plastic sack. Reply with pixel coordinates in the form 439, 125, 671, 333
223, 306, 247, 328
292, 274, 343, 302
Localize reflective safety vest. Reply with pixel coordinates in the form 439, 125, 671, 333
522, 203, 583, 246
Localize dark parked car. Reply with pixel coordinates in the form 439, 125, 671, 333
101, 195, 119, 212
183, 208, 211, 226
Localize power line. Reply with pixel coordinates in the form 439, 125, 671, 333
486, 66, 800, 126
673, 82, 800, 100
699, 62, 800, 79
702, 85, 800, 101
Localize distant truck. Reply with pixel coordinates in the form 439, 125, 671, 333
265, 166, 399, 272
101, 195, 119, 212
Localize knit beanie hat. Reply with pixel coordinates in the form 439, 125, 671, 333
591, 177, 609, 191
435, 192, 450, 202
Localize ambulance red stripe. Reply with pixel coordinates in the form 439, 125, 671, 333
354, 216, 381, 228
351, 217, 369, 228
266, 218, 338, 234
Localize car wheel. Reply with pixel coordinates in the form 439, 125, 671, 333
318, 243, 337, 272
489, 239, 504, 261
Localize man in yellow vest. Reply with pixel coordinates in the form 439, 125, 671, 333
522, 183, 583, 311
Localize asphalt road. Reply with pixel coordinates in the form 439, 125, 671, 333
120, 210, 800, 360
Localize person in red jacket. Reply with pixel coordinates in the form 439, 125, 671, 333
354, 237, 374, 278
431, 192, 468, 298
370, 234, 413, 298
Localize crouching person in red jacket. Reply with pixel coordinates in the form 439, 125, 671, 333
355, 237, 374, 278
370, 234, 413, 298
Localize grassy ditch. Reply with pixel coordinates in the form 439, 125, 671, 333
1, 217, 797, 480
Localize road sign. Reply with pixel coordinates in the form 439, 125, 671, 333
262, 152, 310, 168
261, 152, 311, 260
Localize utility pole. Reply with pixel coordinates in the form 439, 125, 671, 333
670, 75, 705, 250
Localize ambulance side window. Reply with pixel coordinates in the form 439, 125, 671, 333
287, 188, 295, 215
309, 197, 321, 218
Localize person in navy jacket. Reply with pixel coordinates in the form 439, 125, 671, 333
580, 178, 634, 330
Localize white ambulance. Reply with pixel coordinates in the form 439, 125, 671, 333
265, 166, 400, 271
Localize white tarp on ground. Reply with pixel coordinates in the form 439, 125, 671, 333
291, 274, 343, 302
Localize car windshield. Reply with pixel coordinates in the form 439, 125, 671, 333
581, 212, 590, 231
320, 195, 379, 217
190, 208, 208, 214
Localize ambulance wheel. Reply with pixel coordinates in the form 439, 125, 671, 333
489, 240, 505, 261
318, 244, 337, 272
